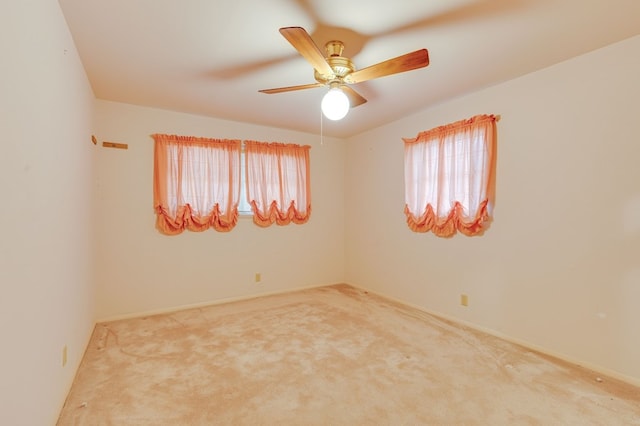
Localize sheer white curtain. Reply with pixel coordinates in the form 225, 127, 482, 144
403, 114, 497, 237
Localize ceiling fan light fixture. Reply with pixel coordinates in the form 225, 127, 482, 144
321, 86, 349, 121
260, 27, 428, 122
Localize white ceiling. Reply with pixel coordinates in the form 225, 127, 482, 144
58, 0, 639, 138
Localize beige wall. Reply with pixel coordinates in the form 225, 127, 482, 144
345, 35, 640, 384
93, 101, 346, 320
2, 3, 638, 422
0, 1, 96, 424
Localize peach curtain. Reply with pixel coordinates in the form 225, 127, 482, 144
244, 140, 311, 227
403, 114, 497, 237
152, 134, 242, 235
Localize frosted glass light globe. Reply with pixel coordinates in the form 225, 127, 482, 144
321, 87, 350, 121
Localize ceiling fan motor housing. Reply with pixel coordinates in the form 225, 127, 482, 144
314, 40, 355, 84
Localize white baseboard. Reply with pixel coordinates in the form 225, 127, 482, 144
95, 281, 639, 388
95, 282, 336, 323
345, 282, 640, 388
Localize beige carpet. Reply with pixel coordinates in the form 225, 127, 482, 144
58, 284, 640, 425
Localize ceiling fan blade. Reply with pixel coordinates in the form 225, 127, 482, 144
259, 82, 324, 94
342, 86, 367, 108
279, 27, 334, 77
345, 49, 429, 84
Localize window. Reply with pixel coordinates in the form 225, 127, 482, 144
403, 114, 497, 237
152, 135, 311, 234
152, 134, 241, 234
244, 140, 311, 227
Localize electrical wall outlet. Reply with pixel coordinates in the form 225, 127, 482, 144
460, 294, 469, 307
255, 273, 261, 283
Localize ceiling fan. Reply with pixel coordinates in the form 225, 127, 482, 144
259, 27, 430, 120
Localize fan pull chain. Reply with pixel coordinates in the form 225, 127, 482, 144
320, 105, 324, 145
